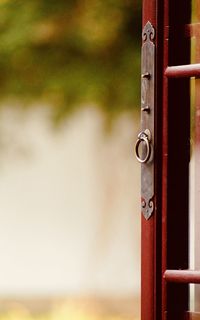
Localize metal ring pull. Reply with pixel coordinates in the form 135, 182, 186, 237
135, 129, 151, 163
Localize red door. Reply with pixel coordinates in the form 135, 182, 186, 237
137, 0, 200, 319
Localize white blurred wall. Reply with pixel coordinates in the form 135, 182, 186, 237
0, 105, 140, 297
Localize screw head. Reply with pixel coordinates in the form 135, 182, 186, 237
141, 72, 151, 79
141, 200, 146, 208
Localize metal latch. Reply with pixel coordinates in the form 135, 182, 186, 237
135, 21, 155, 220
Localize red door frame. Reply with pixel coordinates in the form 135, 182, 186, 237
141, 1, 191, 319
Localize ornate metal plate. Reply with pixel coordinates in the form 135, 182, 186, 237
140, 21, 155, 220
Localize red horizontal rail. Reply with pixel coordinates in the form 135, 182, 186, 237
163, 270, 200, 284
164, 311, 200, 320
165, 64, 200, 78
166, 23, 200, 38
185, 311, 200, 320
185, 23, 200, 38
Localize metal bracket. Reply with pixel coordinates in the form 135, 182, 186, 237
140, 21, 155, 220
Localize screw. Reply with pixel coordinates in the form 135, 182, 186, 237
141, 72, 151, 80
141, 106, 150, 113
141, 200, 146, 208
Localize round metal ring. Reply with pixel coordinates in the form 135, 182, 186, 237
135, 131, 151, 163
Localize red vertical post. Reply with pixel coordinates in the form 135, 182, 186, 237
141, 1, 164, 320
161, 0, 169, 318
194, 0, 200, 309
162, 1, 191, 319
141, 2, 156, 319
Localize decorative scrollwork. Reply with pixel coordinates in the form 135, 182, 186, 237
142, 21, 155, 42
141, 196, 154, 220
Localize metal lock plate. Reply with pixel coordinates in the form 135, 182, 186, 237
140, 21, 155, 220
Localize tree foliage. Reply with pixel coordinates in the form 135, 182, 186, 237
0, 0, 141, 120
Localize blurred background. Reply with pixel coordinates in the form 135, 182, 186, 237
0, 1, 141, 319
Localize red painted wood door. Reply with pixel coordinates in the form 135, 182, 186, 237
139, 0, 200, 319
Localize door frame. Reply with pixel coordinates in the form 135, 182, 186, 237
141, 1, 191, 319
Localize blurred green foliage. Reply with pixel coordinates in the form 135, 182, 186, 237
0, 0, 141, 121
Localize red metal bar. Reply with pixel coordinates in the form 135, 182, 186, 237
164, 270, 200, 284
185, 312, 200, 320
141, 1, 164, 320
185, 23, 200, 38
141, 2, 157, 320
165, 312, 200, 320
165, 64, 200, 78
162, 1, 191, 319
194, 3, 200, 309
161, 1, 169, 318
166, 23, 200, 39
